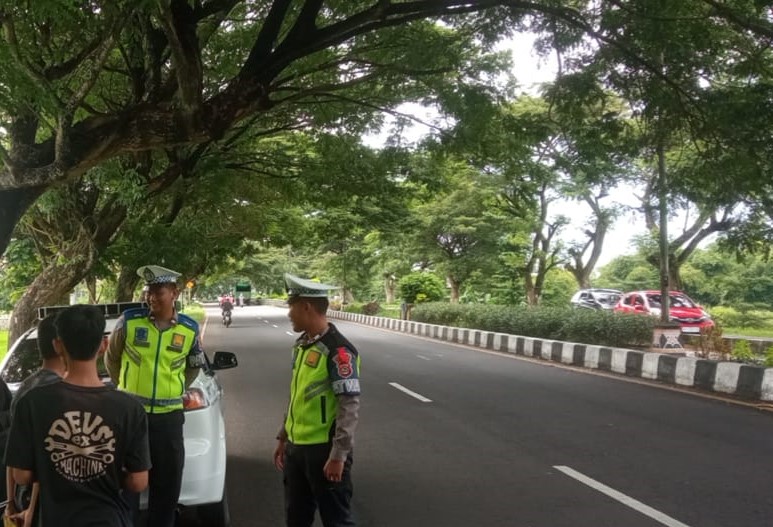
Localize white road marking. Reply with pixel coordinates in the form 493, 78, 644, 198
286, 331, 294, 336
389, 382, 432, 403
272, 324, 278, 328
416, 355, 431, 361
554, 466, 691, 527
264, 320, 270, 324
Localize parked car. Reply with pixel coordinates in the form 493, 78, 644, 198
570, 288, 623, 310
613, 290, 714, 333
0, 302, 238, 526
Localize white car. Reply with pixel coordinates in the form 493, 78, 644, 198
0, 302, 237, 526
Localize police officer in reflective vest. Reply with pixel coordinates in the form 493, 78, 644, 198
106, 264, 205, 526
273, 274, 361, 527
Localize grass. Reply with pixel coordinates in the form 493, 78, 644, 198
180, 303, 206, 324
723, 327, 773, 338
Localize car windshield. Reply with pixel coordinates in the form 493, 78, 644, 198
646, 293, 696, 309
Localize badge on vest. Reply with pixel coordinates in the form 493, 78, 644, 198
304, 350, 321, 368
133, 327, 150, 347
167, 333, 186, 352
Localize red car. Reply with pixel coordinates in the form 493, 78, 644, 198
614, 290, 714, 334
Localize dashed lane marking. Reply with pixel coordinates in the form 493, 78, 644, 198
554, 465, 691, 527
389, 382, 432, 403
416, 355, 431, 361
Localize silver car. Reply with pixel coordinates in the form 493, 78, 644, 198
0, 302, 237, 526
570, 288, 623, 310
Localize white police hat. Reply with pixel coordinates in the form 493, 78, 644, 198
137, 265, 181, 285
284, 273, 337, 298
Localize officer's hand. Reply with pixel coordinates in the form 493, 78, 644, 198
273, 440, 286, 471
323, 459, 344, 482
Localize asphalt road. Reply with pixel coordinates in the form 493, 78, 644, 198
199, 305, 773, 527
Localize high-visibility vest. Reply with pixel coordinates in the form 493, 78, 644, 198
284, 340, 360, 445
119, 308, 198, 413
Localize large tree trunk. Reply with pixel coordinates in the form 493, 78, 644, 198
448, 276, 460, 304
0, 188, 43, 256
8, 252, 97, 344
383, 274, 396, 304
85, 275, 99, 303
115, 266, 141, 302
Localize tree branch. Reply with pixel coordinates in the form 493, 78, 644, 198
156, 0, 204, 121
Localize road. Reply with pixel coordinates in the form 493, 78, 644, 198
200, 305, 773, 527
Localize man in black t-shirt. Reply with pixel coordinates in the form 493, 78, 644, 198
5, 313, 66, 526
5, 305, 151, 527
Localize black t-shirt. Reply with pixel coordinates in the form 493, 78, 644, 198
10, 368, 61, 417
5, 380, 151, 527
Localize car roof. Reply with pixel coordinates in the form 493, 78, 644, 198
22, 316, 121, 340
629, 290, 688, 295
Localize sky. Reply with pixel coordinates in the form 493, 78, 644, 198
362, 31, 652, 271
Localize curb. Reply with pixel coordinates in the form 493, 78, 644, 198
327, 310, 773, 402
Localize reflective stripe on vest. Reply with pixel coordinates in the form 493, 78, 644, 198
120, 315, 196, 413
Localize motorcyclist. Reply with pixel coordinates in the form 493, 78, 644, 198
221, 297, 234, 325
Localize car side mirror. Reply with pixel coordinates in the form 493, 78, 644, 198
211, 351, 238, 371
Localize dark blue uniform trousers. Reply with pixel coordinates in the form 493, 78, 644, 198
127, 410, 185, 527
283, 442, 355, 527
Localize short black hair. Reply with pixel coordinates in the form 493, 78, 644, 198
54, 305, 106, 361
289, 296, 329, 314
37, 314, 58, 361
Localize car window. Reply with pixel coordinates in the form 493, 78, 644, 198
623, 295, 634, 306
669, 294, 696, 308
2, 337, 109, 384
646, 294, 661, 307
2, 338, 42, 383
594, 292, 619, 305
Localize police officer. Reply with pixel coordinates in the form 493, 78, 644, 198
273, 273, 361, 527
106, 264, 205, 527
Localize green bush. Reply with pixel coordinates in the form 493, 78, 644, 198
342, 302, 362, 313
411, 303, 655, 348
731, 340, 755, 363
765, 346, 773, 367
398, 273, 445, 304
709, 306, 769, 329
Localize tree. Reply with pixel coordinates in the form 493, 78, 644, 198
0, 0, 540, 257
412, 158, 507, 303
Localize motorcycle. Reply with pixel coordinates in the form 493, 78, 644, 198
222, 309, 232, 327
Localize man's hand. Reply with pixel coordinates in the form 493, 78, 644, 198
323, 459, 345, 482
273, 440, 286, 471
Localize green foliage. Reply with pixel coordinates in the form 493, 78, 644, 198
765, 347, 773, 368
540, 269, 577, 308
0, 330, 7, 359
398, 273, 445, 304
731, 340, 755, 363
410, 302, 654, 348
709, 306, 771, 329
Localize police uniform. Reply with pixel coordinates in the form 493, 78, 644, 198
279, 274, 361, 527
105, 265, 205, 527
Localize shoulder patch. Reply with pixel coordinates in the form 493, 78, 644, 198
176, 313, 199, 332
333, 347, 354, 378
123, 307, 150, 320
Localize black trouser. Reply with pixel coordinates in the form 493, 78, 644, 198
283, 442, 355, 527
128, 410, 185, 527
